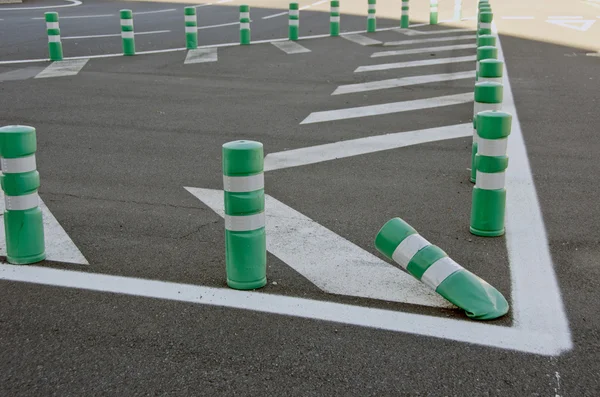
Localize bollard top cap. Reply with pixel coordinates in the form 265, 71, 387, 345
477, 45, 497, 60
477, 34, 496, 47
331, 0, 339, 5
223, 140, 263, 176
374, 217, 418, 260
0, 125, 37, 158
289, 2, 299, 10
120, 9, 133, 18
239, 4, 250, 12
479, 11, 493, 22
476, 111, 512, 139
474, 81, 503, 103
45, 12, 59, 22
479, 59, 503, 78
184, 6, 196, 15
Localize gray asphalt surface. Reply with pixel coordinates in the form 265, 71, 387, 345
1, 0, 599, 395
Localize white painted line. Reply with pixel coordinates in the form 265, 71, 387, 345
384, 34, 477, 47
342, 34, 381, 46
0, 263, 564, 355
187, 188, 450, 308
355, 55, 476, 73
0, 66, 45, 82
135, 9, 176, 15
402, 28, 472, 35
184, 48, 218, 64
548, 16, 583, 19
0, 0, 81, 11
35, 58, 88, 79
371, 43, 477, 58
493, 21, 572, 353
332, 70, 475, 95
272, 40, 311, 54
198, 21, 243, 30
501, 16, 535, 20
32, 14, 114, 20
262, 0, 328, 18
262, 11, 288, 19
0, 191, 87, 265
63, 30, 171, 40
194, 2, 214, 7
264, 123, 472, 171
300, 92, 473, 124
545, 19, 596, 31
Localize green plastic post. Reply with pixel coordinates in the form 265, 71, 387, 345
478, 11, 493, 36
330, 1, 340, 36
45, 12, 63, 61
120, 10, 135, 56
367, 0, 376, 32
401, 0, 409, 28
476, 45, 497, 80
289, 3, 299, 41
477, 34, 496, 48
471, 81, 503, 183
375, 218, 509, 320
430, 0, 438, 25
479, 59, 503, 83
222, 140, 266, 290
470, 112, 512, 236
240, 5, 251, 45
0, 126, 46, 265
184, 7, 198, 50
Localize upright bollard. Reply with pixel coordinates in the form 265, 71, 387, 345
330, 0, 340, 36
401, 0, 409, 28
479, 59, 503, 83
289, 2, 299, 41
454, 0, 462, 21
367, 0, 376, 32
477, 34, 496, 48
375, 217, 509, 320
222, 140, 267, 290
471, 111, 512, 237
429, 0, 438, 25
184, 7, 198, 50
240, 5, 251, 45
471, 81, 503, 183
0, 126, 46, 265
120, 9, 135, 56
45, 12, 63, 61
476, 45, 497, 80
478, 11, 493, 36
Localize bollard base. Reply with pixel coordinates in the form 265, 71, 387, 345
469, 226, 504, 237
227, 277, 267, 290
7, 252, 46, 265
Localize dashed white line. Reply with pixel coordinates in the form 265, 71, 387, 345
384, 34, 477, 47
263, 0, 328, 19
62, 30, 171, 40
355, 55, 476, 73
371, 43, 476, 58
198, 21, 243, 30
0, 0, 81, 11
32, 14, 114, 20
135, 9, 177, 15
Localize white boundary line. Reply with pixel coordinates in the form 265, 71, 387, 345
0, 0, 81, 11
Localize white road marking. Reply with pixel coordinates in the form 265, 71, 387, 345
342, 34, 381, 46
262, 11, 288, 19
300, 92, 473, 124
545, 19, 596, 31
135, 9, 177, 15
263, 0, 328, 19
272, 40, 311, 54
187, 188, 451, 308
501, 16, 535, 20
371, 43, 476, 58
184, 48, 218, 64
35, 58, 88, 79
0, 66, 45, 82
0, 0, 81, 11
548, 16, 583, 19
32, 14, 114, 20
384, 34, 477, 46
63, 30, 171, 40
401, 28, 472, 35
0, 190, 87, 265
332, 70, 475, 95
198, 21, 244, 30
355, 55, 476, 73
264, 123, 472, 171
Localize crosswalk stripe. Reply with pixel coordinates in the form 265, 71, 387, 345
332, 70, 475, 95
371, 43, 476, 58
0, 66, 46, 82
341, 34, 381, 46
355, 55, 476, 73
184, 48, 218, 64
300, 92, 473, 124
35, 59, 89, 79
272, 40, 311, 54
384, 34, 477, 47
400, 28, 472, 35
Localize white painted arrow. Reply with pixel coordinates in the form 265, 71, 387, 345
0, 188, 88, 265
545, 19, 596, 31
185, 187, 451, 308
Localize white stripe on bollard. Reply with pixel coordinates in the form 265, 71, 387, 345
391, 233, 430, 269
475, 171, 506, 190
5, 192, 39, 211
331, 6, 339, 12
473, 102, 502, 115
46, 22, 59, 29
480, 22, 492, 29
421, 257, 462, 289
331, 16, 340, 22
121, 31, 134, 39
225, 212, 266, 232
1, 155, 37, 173
477, 137, 508, 156
120, 19, 133, 26
289, 10, 299, 16
185, 15, 196, 22
240, 12, 250, 19
48, 35, 61, 42
223, 174, 265, 192
240, 22, 250, 29
289, 19, 299, 26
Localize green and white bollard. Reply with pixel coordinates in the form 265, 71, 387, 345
367, 0, 376, 33
45, 12, 63, 61
479, 59, 503, 83
478, 11, 493, 36
454, 0, 462, 21
401, 0, 409, 29
222, 140, 266, 290
471, 81, 503, 183
120, 9, 135, 56
375, 217, 509, 320
289, 2, 299, 41
429, 0, 438, 25
184, 7, 198, 50
330, 0, 340, 36
477, 34, 496, 48
476, 45, 497, 80
240, 5, 251, 45
470, 111, 512, 237
0, 126, 46, 265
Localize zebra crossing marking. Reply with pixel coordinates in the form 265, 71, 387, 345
355, 55, 476, 73
35, 59, 88, 79
300, 92, 473, 124
272, 40, 311, 54
0, 66, 46, 82
184, 48, 218, 64
401, 28, 472, 35
384, 34, 477, 47
341, 34, 381, 46
371, 43, 476, 58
